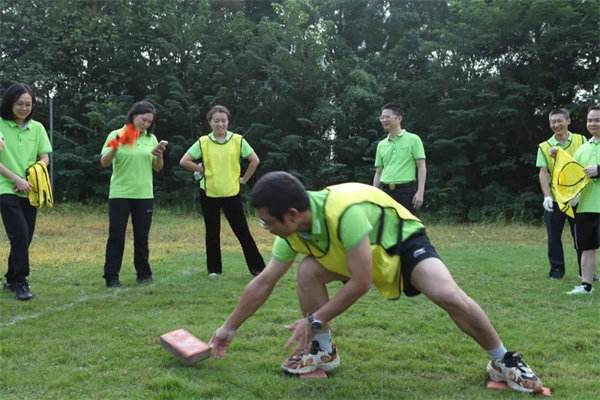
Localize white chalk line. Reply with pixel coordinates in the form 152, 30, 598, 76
0, 270, 202, 328
0, 289, 130, 328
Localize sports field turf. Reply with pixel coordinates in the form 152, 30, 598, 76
0, 206, 597, 399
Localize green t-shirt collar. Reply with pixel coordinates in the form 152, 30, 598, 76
208, 130, 234, 143
548, 131, 574, 147
387, 129, 406, 141
5, 119, 29, 130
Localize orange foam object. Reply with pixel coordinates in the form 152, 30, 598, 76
486, 380, 551, 396
160, 329, 211, 365
106, 123, 140, 149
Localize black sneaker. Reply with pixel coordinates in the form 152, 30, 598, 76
15, 283, 34, 301
106, 279, 124, 288
548, 267, 564, 279
3, 282, 16, 292
136, 276, 153, 284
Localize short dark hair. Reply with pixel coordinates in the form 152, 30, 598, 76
0, 82, 36, 122
381, 103, 403, 117
549, 108, 570, 119
249, 171, 310, 221
588, 104, 600, 112
207, 105, 231, 121
125, 100, 157, 133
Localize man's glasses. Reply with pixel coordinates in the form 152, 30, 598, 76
378, 115, 397, 121
257, 218, 270, 230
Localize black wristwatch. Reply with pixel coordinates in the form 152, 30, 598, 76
307, 314, 322, 332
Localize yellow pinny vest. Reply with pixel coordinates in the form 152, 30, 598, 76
200, 134, 243, 198
285, 183, 420, 300
539, 133, 584, 199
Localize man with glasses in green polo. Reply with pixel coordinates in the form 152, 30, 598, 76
373, 103, 426, 214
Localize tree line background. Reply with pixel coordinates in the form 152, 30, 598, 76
1, 0, 598, 222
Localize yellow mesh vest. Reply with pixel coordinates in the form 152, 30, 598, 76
285, 183, 420, 300
539, 133, 584, 199
200, 134, 243, 197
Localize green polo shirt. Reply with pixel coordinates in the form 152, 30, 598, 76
186, 131, 254, 190
0, 118, 53, 197
101, 127, 158, 199
573, 138, 600, 213
272, 189, 425, 263
536, 132, 586, 171
375, 129, 425, 184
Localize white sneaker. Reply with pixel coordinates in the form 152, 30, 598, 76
487, 351, 543, 393
281, 341, 340, 374
209, 273, 220, 277
566, 285, 593, 295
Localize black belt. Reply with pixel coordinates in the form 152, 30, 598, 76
380, 181, 415, 191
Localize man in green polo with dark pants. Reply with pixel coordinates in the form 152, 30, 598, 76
372, 103, 426, 213
536, 108, 586, 279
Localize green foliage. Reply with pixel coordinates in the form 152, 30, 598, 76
0, 0, 597, 220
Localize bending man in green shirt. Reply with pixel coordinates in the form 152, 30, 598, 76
209, 171, 543, 394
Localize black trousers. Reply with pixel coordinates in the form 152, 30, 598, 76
199, 190, 265, 275
545, 202, 582, 278
0, 194, 37, 284
379, 181, 417, 214
103, 198, 154, 281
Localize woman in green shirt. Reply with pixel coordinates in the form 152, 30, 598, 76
100, 101, 166, 288
0, 83, 53, 301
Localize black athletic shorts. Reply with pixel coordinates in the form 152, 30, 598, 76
340, 230, 440, 297
575, 212, 600, 250
396, 230, 440, 297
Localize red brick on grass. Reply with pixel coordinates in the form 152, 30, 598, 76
160, 329, 211, 365
486, 381, 551, 396
299, 369, 328, 379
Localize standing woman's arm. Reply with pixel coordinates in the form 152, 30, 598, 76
151, 142, 165, 172
38, 153, 49, 165
101, 146, 117, 168
240, 152, 259, 184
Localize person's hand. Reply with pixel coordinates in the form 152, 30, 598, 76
240, 177, 245, 184
548, 147, 559, 158
542, 196, 553, 212
151, 143, 166, 157
583, 165, 600, 178
209, 326, 235, 359
412, 191, 424, 210
570, 193, 580, 207
284, 318, 312, 355
12, 177, 33, 194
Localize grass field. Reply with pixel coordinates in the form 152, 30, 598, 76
0, 205, 598, 399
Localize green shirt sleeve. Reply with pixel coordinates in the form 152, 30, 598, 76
101, 130, 118, 155
412, 136, 425, 160
241, 138, 255, 158
535, 146, 548, 168
187, 140, 202, 160
272, 236, 297, 263
374, 141, 383, 167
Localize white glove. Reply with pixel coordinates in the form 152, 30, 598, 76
542, 196, 553, 212
193, 163, 204, 181
570, 193, 580, 207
